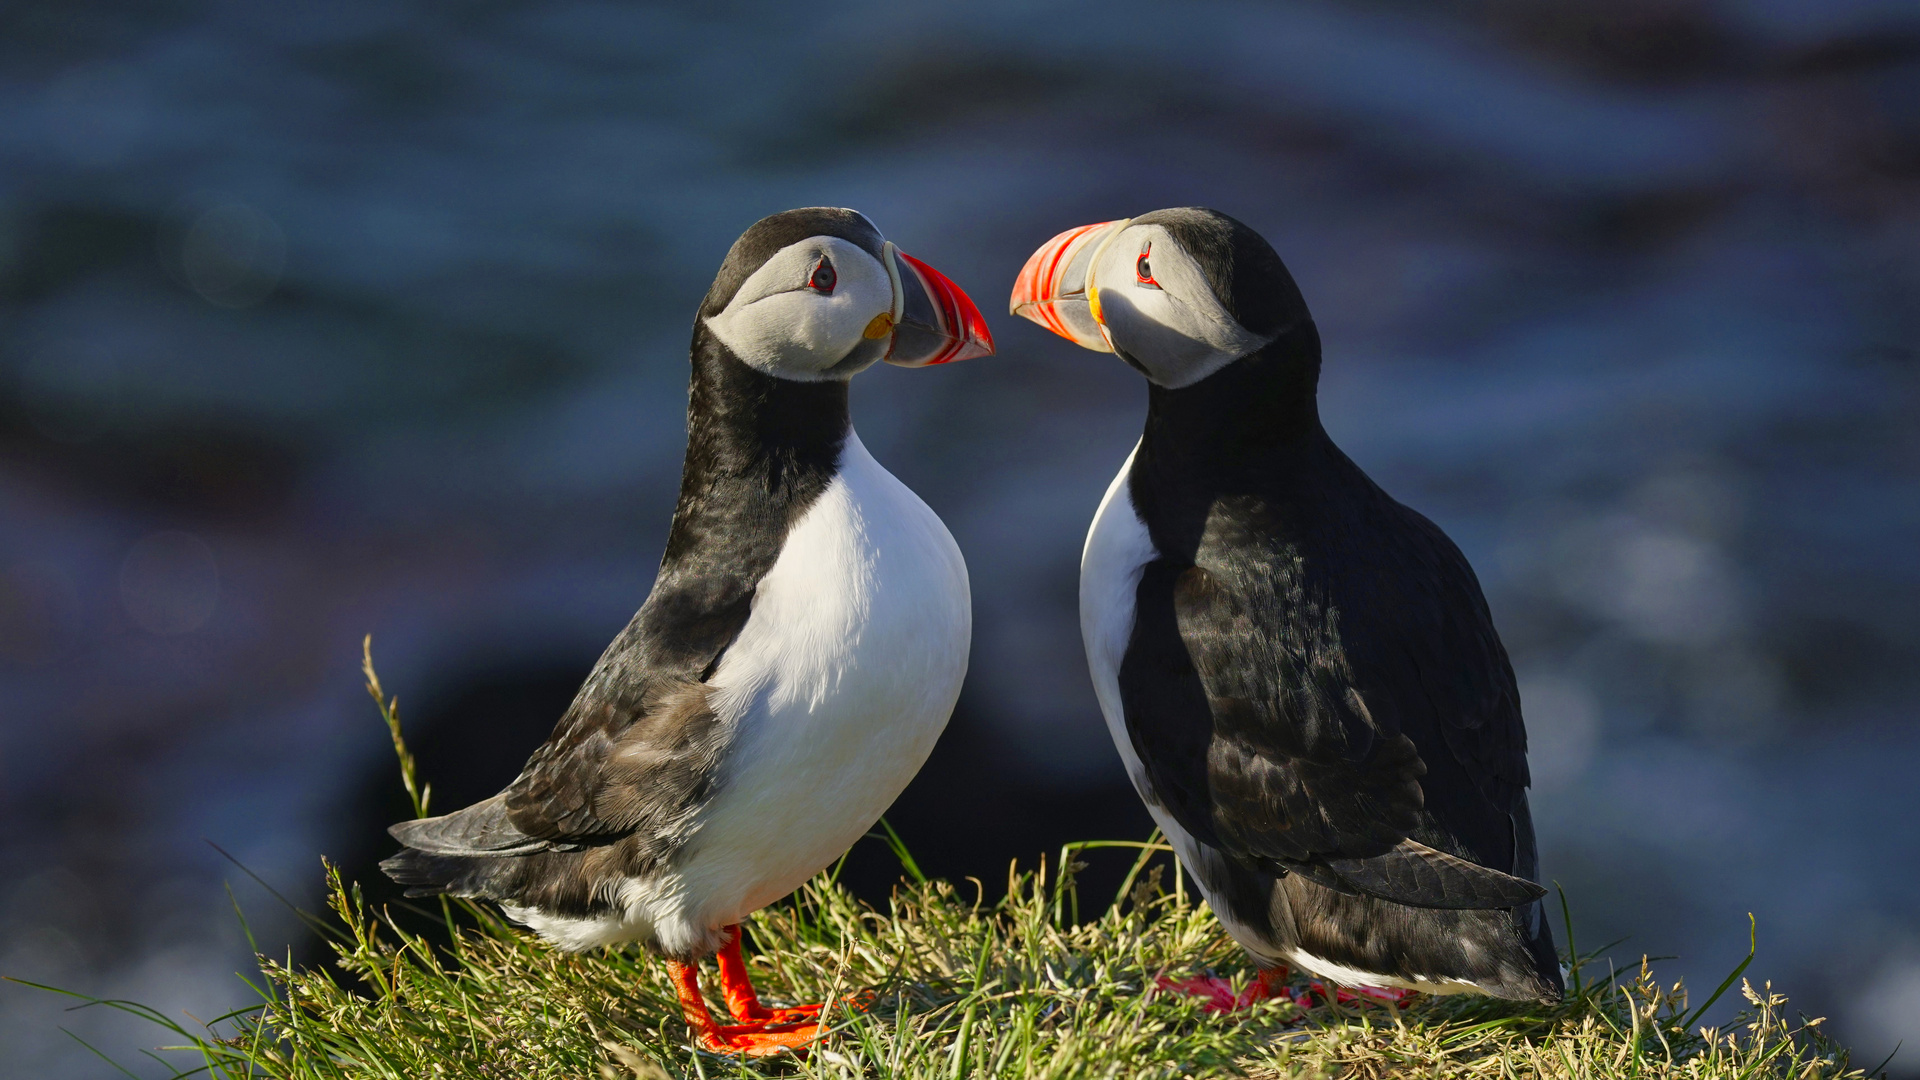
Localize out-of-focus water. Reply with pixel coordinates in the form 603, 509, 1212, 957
2, 0, 1917, 1073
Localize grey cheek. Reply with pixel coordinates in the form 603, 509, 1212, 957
1100, 290, 1210, 379
820, 334, 887, 378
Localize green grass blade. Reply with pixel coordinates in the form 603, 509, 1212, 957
873, 817, 926, 883
58, 1027, 145, 1079
1682, 912, 1757, 1031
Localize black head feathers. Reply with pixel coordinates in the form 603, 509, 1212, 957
699, 208, 887, 319
1130, 207, 1309, 340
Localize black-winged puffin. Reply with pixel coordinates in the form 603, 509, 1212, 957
1010, 208, 1561, 1005
383, 207, 993, 1055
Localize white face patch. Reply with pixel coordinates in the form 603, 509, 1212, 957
1089, 224, 1272, 389
704, 236, 895, 381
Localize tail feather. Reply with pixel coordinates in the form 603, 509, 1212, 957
381, 794, 549, 899
1510, 792, 1565, 999
1317, 839, 1547, 910
380, 847, 488, 899
387, 794, 547, 856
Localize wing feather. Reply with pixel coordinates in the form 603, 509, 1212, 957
1121, 489, 1540, 910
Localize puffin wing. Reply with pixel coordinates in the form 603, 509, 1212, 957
1144, 537, 1543, 910
388, 567, 755, 864
1168, 560, 1423, 863
1394, 506, 1531, 813
498, 669, 729, 845
498, 569, 755, 844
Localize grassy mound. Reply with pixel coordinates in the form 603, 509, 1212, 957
22, 846, 1875, 1079
12, 648, 1876, 1079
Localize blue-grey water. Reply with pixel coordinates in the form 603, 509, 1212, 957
2, 0, 1918, 1074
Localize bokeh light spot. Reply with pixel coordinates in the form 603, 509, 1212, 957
179, 204, 286, 308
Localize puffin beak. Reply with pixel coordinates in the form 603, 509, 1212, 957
880, 243, 995, 367
1008, 219, 1130, 352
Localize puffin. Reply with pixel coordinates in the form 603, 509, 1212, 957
383, 207, 993, 1055
1009, 208, 1561, 1005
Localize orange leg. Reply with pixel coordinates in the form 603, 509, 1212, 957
716, 925, 824, 1025
666, 958, 819, 1057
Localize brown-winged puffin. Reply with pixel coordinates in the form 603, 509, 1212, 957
1010, 208, 1561, 1006
383, 207, 993, 1055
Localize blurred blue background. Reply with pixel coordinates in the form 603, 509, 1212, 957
2, 0, 1917, 1074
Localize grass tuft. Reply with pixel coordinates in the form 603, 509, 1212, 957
11, 854, 1879, 1079
5, 649, 1881, 1079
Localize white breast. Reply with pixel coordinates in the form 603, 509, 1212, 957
1080, 444, 1208, 861
643, 430, 969, 953
1080, 441, 1157, 796
1079, 443, 1289, 964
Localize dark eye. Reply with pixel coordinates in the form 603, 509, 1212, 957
1136, 246, 1159, 289
809, 257, 836, 294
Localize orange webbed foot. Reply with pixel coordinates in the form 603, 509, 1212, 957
696, 1020, 822, 1057
715, 924, 865, 1025
1156, 973, 1241, 1013
732, 1000, 825, 1024
672, 929, 880, 1055
669, 957, 824, 1058
1156, 966, 1293, 1014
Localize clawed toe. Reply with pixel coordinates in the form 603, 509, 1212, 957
1156, 973, 1236, 998
679, 928, 859, 1056
738, 1001, 825, 1024
697, 1020, 821, 1057
1155, 969, 1293, 1014
1156, 972, 1242, 1013
1343, 985, 1415, 1008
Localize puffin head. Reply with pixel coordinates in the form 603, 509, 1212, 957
1009, 207, 1310, 388
702, 207, 994, 381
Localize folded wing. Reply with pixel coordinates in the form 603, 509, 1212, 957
1123, 506, 1542, 910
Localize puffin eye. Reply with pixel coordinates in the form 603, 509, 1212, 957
1135, 245, 1159, 289
809, 257, 836, 294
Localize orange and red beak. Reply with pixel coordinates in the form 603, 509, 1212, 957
1008, 218, 1131, 352
882, 244, 995, 367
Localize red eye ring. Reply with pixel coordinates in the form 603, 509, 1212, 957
1135, 245, 1159, 288
809, 257, 836, 294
